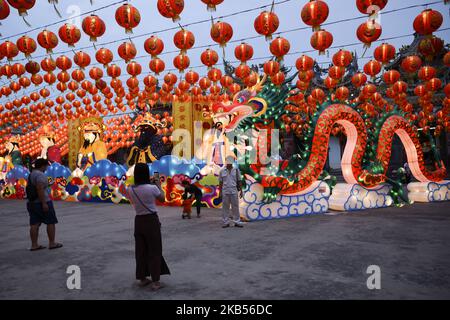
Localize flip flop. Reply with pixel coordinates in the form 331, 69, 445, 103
30, 245, 46, 251
49, 243, 63, 250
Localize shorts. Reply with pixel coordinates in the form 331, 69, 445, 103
27, 201, 58, 226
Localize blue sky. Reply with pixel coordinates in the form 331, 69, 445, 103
1, 0, 449, 107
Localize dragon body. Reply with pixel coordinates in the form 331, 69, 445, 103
212, 79, 447, 199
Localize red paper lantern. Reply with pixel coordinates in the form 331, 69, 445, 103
220, 75, 233, 88
418, 66, 436, 82
25, 60, 40, 74
332, 50, 352, 68
201, 0, 223, 12
383, 70, 400, 85
356, 20, 382, 48
157, 0, 184, 22
356, 0, 387, 15
16, 35, 36, 58
234, 42, 254, 64
263, 60, 280, 77
301, 0, 329, 31
296, 55, 314, 71
82, 14, 106, 42
310, 29, 333, 55
0, 0, 10, 20
11, 62, 25, 76
174, 29, 195, 54
444, 52, 450, 67
335, 86, 350, 101
31, 74, 42, 86
149, 58, 165, 75
208, 68, 222, 83
244, 71, 259, 88
392, 81, 408, 94
164, 73, 178, 86
328, 66, 345, 80
144, 36, 164, 58
414, 85, 427, 97
374, 43, 396, 64
210, 20, 233, 48
126, 61, 142, 77
185, 70, 199, 85
363, 60, 382, 78
351, 72, 367, 88
107, 64, 121, 79
418, 36, 444, 61
324, 76, 338, 90
270, 37, 290, 61
298, 70, 314, 82
413, 9, 443, 36
235, 64, 251, 79
173, 54, 190, 73
95, 48, 113, 67
71, 69, 85, 82
40, 57, 56, 73
37, 29, 58, 54
118, 42, 137, 63
311, 88, 325, 103
199, 77, 212, 91
254, 10, 279, 41
6, 0, 35, 16
115, 3, 140, 34
271, 71, 285, 87
58, 23, 81, 47
73, 51, 91, 69
401, 56, 422, 74
56, 55, 72, 71
425, 78, 442, 92
200, 48, 219, 69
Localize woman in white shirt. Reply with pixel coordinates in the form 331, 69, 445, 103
128, 163, 170, 290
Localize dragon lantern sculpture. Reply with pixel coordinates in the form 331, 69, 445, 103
211, 72, 447, 204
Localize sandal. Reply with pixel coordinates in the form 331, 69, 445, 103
30, 245, 46, 251
138, 279, 151, 287
151, 282, 163, 291
49, 243, 63, 250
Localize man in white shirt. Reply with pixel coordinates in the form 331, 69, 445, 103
219, 156, 244, 228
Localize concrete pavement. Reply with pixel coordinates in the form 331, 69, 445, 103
0, 199, 449, 299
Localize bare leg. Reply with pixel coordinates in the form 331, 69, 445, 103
47, 224, 56, 247
30, 225, 40, 249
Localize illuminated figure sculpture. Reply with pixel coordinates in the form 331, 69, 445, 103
77, 122, 108, 170
127, 113, 170, 166
39, 127, 61, 164
5, 136, 23, 167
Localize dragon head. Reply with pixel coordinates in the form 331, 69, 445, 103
211, 75, 268, 133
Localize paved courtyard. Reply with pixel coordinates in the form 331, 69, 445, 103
0, 199, 450, 300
